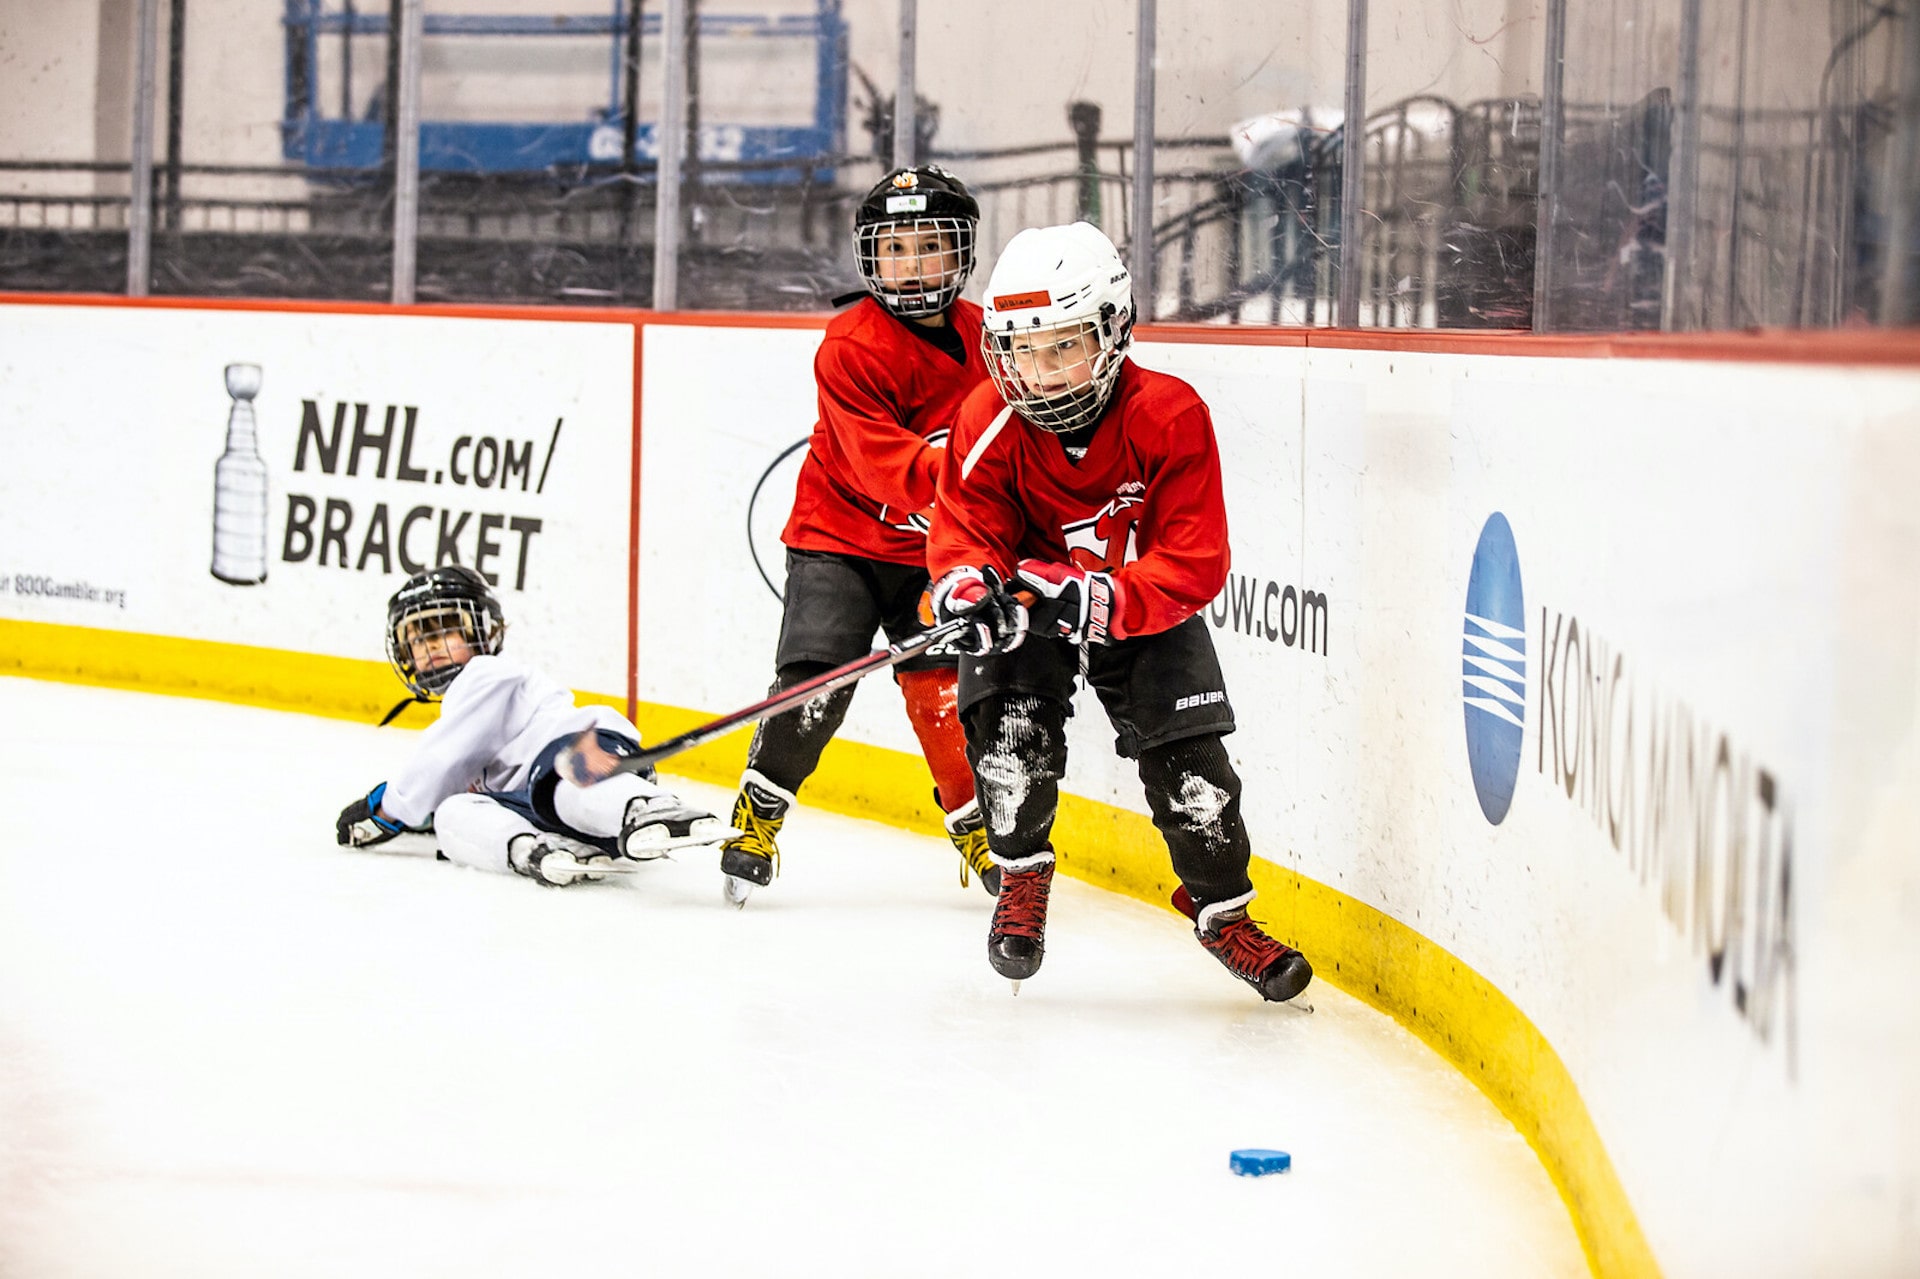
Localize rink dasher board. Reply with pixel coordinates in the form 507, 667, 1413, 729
6, 298, 1920, 1279
0, 302, 636, 699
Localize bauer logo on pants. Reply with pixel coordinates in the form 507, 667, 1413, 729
1461, 512, 1526, 825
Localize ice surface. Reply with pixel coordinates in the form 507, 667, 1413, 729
0, 676, 1587, 1278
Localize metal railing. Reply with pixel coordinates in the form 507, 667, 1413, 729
0, 88, 1894, 331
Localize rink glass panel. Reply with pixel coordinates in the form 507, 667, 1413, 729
902, 0, 1136, 313
1538, 0, 1907, 332
1142, 0, 1545, 328
0, 8, 128, 295
908, 0, 1533, 329
400, 0, 856, 309
151, 2, 394, 302
1, 0, 1912, 331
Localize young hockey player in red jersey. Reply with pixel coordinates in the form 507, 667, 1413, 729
335, 566, 726, 886
718, 165, 995, 905
926, 221, 1314, 1002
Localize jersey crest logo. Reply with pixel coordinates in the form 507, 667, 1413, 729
877, 504, 932, 536
1062, 494, 1142, 571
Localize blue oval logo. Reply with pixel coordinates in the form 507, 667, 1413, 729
1462, 513, 1526, 824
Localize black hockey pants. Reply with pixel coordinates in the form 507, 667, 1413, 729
961, 692, 1256, 911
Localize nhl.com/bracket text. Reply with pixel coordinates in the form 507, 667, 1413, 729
1, 572, 128, 609
280, 399, 560, 590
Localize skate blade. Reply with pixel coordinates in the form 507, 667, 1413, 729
531, 852, 619, 885
556, 862, 640, 877
722, 875, 754, 908
624, 824, 740, 860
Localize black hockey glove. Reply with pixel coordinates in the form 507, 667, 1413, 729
930, 565, 1028, 656
337, 782, 407, 848
1014, 558, 1121, 645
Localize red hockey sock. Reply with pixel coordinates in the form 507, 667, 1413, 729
896, 667, 976, 811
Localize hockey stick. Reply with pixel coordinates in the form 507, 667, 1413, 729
556, 603, 1005, 787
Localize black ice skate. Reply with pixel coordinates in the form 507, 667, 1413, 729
718, 770, 794, 906
1174, 886, 1313, 1003
986, 849, 1055, 988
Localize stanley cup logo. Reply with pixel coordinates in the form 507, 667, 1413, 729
211, 363, 269, 585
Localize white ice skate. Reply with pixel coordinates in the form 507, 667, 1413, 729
621, 795, 734, 860
510, 834, 619, 887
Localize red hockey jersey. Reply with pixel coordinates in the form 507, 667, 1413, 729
929, 360, 1231, 640
783, 296, 988, 566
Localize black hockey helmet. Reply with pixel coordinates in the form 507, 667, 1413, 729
385, 565, 505, 699
852, 164, 979, 317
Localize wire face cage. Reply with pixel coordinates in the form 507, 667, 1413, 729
853, 215, 976, 315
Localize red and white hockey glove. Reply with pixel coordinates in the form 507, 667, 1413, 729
1014, 559, 1122, 645
930, 565, 1028, 656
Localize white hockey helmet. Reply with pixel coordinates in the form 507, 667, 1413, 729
980, 221, 1135, 433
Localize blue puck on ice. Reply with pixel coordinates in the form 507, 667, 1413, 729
1229, 1148, 1292, 1177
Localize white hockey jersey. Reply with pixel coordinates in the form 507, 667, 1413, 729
380, 654, 638, 827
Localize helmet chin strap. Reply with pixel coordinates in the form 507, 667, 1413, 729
377, 694, 431, 727
878, 283, 952, 317
381, 635, 465, 723
1029, 383, 1105, 432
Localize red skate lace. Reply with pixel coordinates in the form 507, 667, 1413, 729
1202, 916, 1295, 980
990, 863, 1054, 940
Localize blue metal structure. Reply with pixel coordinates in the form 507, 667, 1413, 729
281, 1, 848, 181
